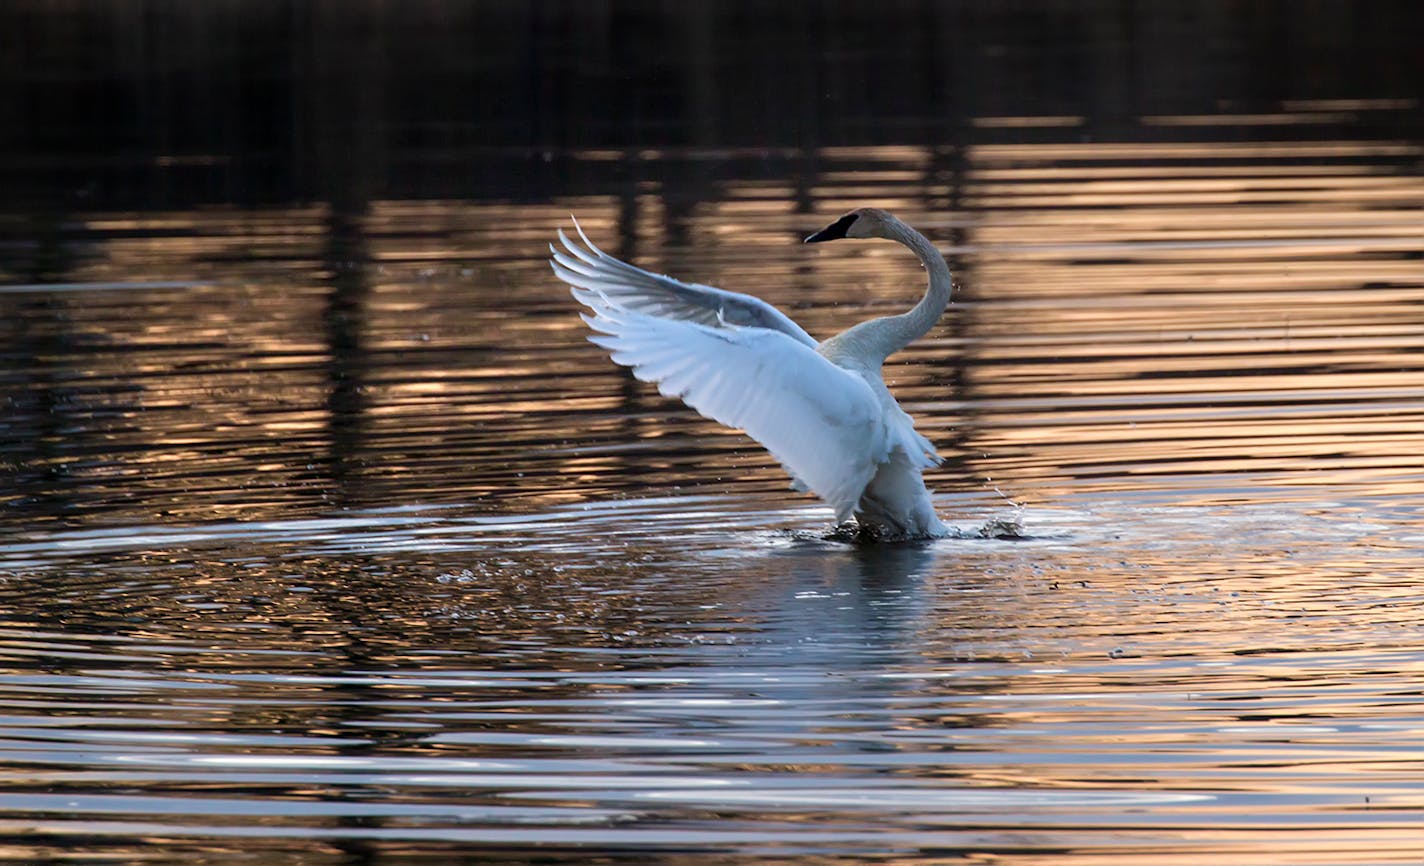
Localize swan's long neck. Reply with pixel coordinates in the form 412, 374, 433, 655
882, 217, 951, 353
817, 215, 952, 370
849, 218, 951, 365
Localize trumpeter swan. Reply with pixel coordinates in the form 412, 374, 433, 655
550, 208, 951, 540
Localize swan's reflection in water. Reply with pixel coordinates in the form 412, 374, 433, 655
762, 540, 938, 653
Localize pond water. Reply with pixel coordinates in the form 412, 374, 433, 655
2, 136, 1421, 863
4, 5, 1424, 863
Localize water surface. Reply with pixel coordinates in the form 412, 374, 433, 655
2, 136, 1421, 863
2, 6, 1423, 862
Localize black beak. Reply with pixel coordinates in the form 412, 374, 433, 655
803, 213, 857, 243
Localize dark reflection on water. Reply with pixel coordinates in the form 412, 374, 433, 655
1, 3, 1423, 864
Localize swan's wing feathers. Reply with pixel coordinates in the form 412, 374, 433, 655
551, 220, 818, 349
578, 297, 886, 522
888, 409, 942, 469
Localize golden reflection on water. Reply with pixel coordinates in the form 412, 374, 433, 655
951, 141, 1423, 501
2, 141, 1421, 524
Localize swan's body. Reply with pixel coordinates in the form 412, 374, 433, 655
550, 208, 951, 540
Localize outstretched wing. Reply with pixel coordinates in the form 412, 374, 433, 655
567, 291, 889, 522
550, 218, 818, 349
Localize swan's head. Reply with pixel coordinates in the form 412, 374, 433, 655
803, 207, 897, 243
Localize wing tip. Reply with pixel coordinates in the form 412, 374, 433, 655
570, 215, 601, 256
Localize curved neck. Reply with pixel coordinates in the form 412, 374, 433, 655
818, 216, 952, 369
882, 216, 951, 351
831, 217, 951, 367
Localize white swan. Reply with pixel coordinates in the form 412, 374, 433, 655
550, 208, 951, 540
